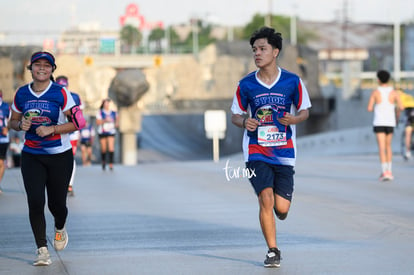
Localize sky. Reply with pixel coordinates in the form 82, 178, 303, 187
0, 0, 413, 45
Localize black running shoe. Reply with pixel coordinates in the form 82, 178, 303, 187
264, 247, 281, 268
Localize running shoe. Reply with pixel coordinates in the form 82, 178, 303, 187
379, 173, 389, 181
379, 171, 393, 181
33, 246, 52, 266
404, 151, 412, 161
264, 247, 281, 268
54, 227, 68, 251
68, 186, 74, 196
385, 171, 394, 181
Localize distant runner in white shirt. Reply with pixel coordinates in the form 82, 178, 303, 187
367, 70, 403, 181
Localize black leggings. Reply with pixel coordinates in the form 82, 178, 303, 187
21, 149, 73, 248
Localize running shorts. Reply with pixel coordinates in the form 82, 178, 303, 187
246, 161, 295, 201
373, 126, 394, 134
0, 143, 9, 159
405, 108, 414, 127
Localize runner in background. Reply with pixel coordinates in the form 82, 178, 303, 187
9, 135, 23, 167
367, 70, 403, 181
397, 86, 414, 160
0, 89, 10, 194
79, 118, 95, 166
56, 76, 83, 196
96, 98, 118, 171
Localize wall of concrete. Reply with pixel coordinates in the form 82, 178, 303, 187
297, 126, 405, 157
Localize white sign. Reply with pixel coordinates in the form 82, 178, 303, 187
204, 110, 227, 162
204, 110, 227, 139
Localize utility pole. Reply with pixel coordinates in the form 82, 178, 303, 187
290, 3, 297, 46
265, 0, 272, 27
191, 18, 199, 59
393, 0, 401, 82
342, 0, 348, 51
394, 21, 401, 82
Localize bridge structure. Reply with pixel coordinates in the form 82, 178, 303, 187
83, 53, 192, 69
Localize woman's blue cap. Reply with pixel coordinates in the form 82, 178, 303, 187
30, 51, 56, 68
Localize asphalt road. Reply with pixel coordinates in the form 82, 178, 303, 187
0, 153, 413, 275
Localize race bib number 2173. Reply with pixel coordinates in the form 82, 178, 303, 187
257, 125, 287, 147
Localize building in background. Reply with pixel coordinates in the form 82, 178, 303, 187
403, 24, 414, 71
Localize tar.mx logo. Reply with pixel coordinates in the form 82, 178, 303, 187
223, 159, 256, 181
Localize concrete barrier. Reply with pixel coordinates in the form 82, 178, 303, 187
297, 126, 404, 156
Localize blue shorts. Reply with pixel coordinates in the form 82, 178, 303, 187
246, 161, 295, 201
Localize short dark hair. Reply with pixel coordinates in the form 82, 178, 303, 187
56, 75, 68, 81
377, 70, 391, 84
249, 27, 283, 52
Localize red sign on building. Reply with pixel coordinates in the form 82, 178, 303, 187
119, 3, 163, 31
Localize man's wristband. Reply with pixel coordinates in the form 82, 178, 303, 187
242, 118, 247, 128
18, 121, 22, 130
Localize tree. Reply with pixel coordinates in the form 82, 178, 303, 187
148, 27, 165, 53
242, 14, 291, 40
239, 13, 317, 45
120, 25, 142, 54
182, 19, 216, 53
147, 26, 181, 53
166, 27, 181, 53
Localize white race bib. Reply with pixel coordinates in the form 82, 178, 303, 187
103, 122, 115, 132
257, 125, 287, 147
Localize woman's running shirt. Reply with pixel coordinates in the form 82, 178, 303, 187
231, 68, 311, 166
373, 86, 396, 127
96, 109, 117, 135
12, 81, 76, 155
0, 100, 10, 144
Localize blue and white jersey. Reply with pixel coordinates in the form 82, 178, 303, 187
0, 100, 10, 144
71, 92, 81, 107
12, 81, 76, 155
69, 92, 82, 141
231, 68, 311, 166
80, 124, 95, 143
96, 109, 117, 135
